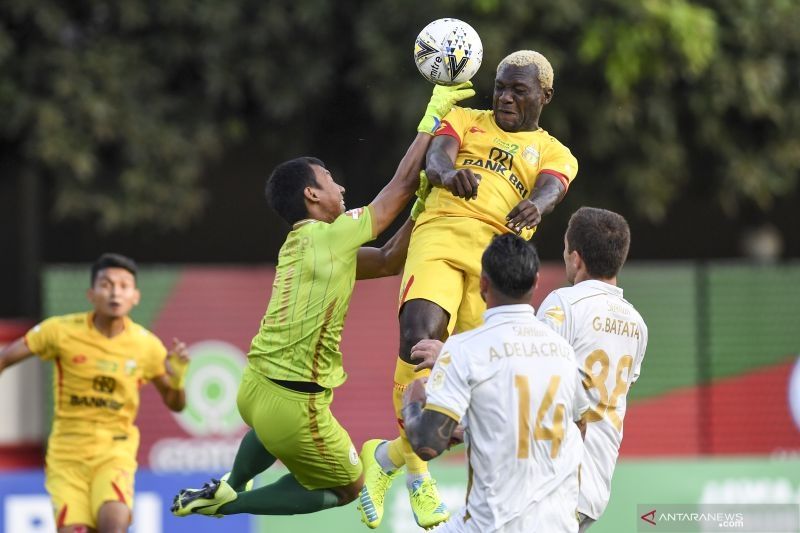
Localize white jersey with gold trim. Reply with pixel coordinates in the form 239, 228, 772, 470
425, 304, 587, 533
537, 280, 648, 520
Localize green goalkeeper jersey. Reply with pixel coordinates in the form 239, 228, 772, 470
247, 206, 376, 389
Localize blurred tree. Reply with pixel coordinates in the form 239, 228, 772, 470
0, 0, 342, 231
1, 0, 798, 232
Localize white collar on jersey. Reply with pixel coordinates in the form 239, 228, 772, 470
574, 279, 623, 297
483, 303, 535, 323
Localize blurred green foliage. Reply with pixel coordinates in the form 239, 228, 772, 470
1, 0, 798, 230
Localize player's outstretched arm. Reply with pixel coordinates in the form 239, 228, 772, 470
369, 83, 475, 235
0, 338, 35, 377
402, 378, 458, 461
505, 173, 565, 233
356, 218, 413, 280
152, 338, 189, 412
356, 170, 435, 279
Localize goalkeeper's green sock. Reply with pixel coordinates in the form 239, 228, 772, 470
226, 429, 277, 491
219, 474, 340, 515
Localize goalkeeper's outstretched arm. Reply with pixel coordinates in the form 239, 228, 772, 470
356, 218, 413, 280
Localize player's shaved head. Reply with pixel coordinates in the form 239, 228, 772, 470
482, 234, 540, 299
497, 50, 553, 90
91, 253, 137, 286
266, 156, 326, 225
566, 207, 630, 279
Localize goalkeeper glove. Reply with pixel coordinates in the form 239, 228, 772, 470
411, 170, 432, 221
166, 352, 190, 390
417, 81, 476, 134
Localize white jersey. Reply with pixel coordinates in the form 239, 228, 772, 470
537, 280, 648, 520
426, 304, 587, 533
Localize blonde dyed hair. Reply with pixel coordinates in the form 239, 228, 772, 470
497, 50, 554, 90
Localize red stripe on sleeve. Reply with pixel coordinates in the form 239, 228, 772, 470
434, 120, 461, 144
539, 170, 571, 196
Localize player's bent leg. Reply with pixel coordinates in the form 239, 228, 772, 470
398, 299, 450, 365
224, 428, 273, 491
95, 501, 131, 533
357, 439, 402, 528
330, 471, 365, 505
396, 299, 451, 529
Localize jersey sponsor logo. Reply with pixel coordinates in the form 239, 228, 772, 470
96, 359, 119, 373
461, 149, 530, 198
72, 354, 87, 364
70, 394, 123, 410
469, 126, 485, 134
492, 138, 520, 154
92, 375, 117, 394
488, 147, 514, 168
346, 207, 364, 220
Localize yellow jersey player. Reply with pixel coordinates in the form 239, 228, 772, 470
169, 83, 475, 522
359, 50, 579, 529
0, 253, 190, 533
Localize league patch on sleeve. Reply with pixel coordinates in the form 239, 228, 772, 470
544, 306, 566, 326
345, 207, 364, 220
430, 368, 446, 392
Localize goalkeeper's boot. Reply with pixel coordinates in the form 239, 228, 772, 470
221, 471, 254, 492
357, 439, 402, 529
409, 477, 450, 529
171, 478, 237, 517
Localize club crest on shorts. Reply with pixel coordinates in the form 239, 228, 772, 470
349, 444, 359, 465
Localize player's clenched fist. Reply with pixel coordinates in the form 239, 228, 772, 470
166, 337, 190, 390
441, 168, 480, 200
506, 198, 543, 233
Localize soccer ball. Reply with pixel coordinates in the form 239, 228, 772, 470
413, 18, 483, 86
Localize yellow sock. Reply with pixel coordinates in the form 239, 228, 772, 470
392, 358, 431, 475
387, 437, 405, 468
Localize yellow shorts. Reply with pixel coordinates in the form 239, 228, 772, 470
45, 451, 135, 528
399, 217, 499, 334
237, 366, 362, 490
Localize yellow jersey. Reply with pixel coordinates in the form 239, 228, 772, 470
417, 106, 578, 240
25, 312, 167, 460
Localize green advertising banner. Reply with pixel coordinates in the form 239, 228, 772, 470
253, 457, 800, 532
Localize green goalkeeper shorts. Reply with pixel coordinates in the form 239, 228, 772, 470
236, 366, 362, 490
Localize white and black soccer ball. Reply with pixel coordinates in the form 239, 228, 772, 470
413, 18, 483, 86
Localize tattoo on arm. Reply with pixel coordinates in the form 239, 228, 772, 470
403, 402, 458, 461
